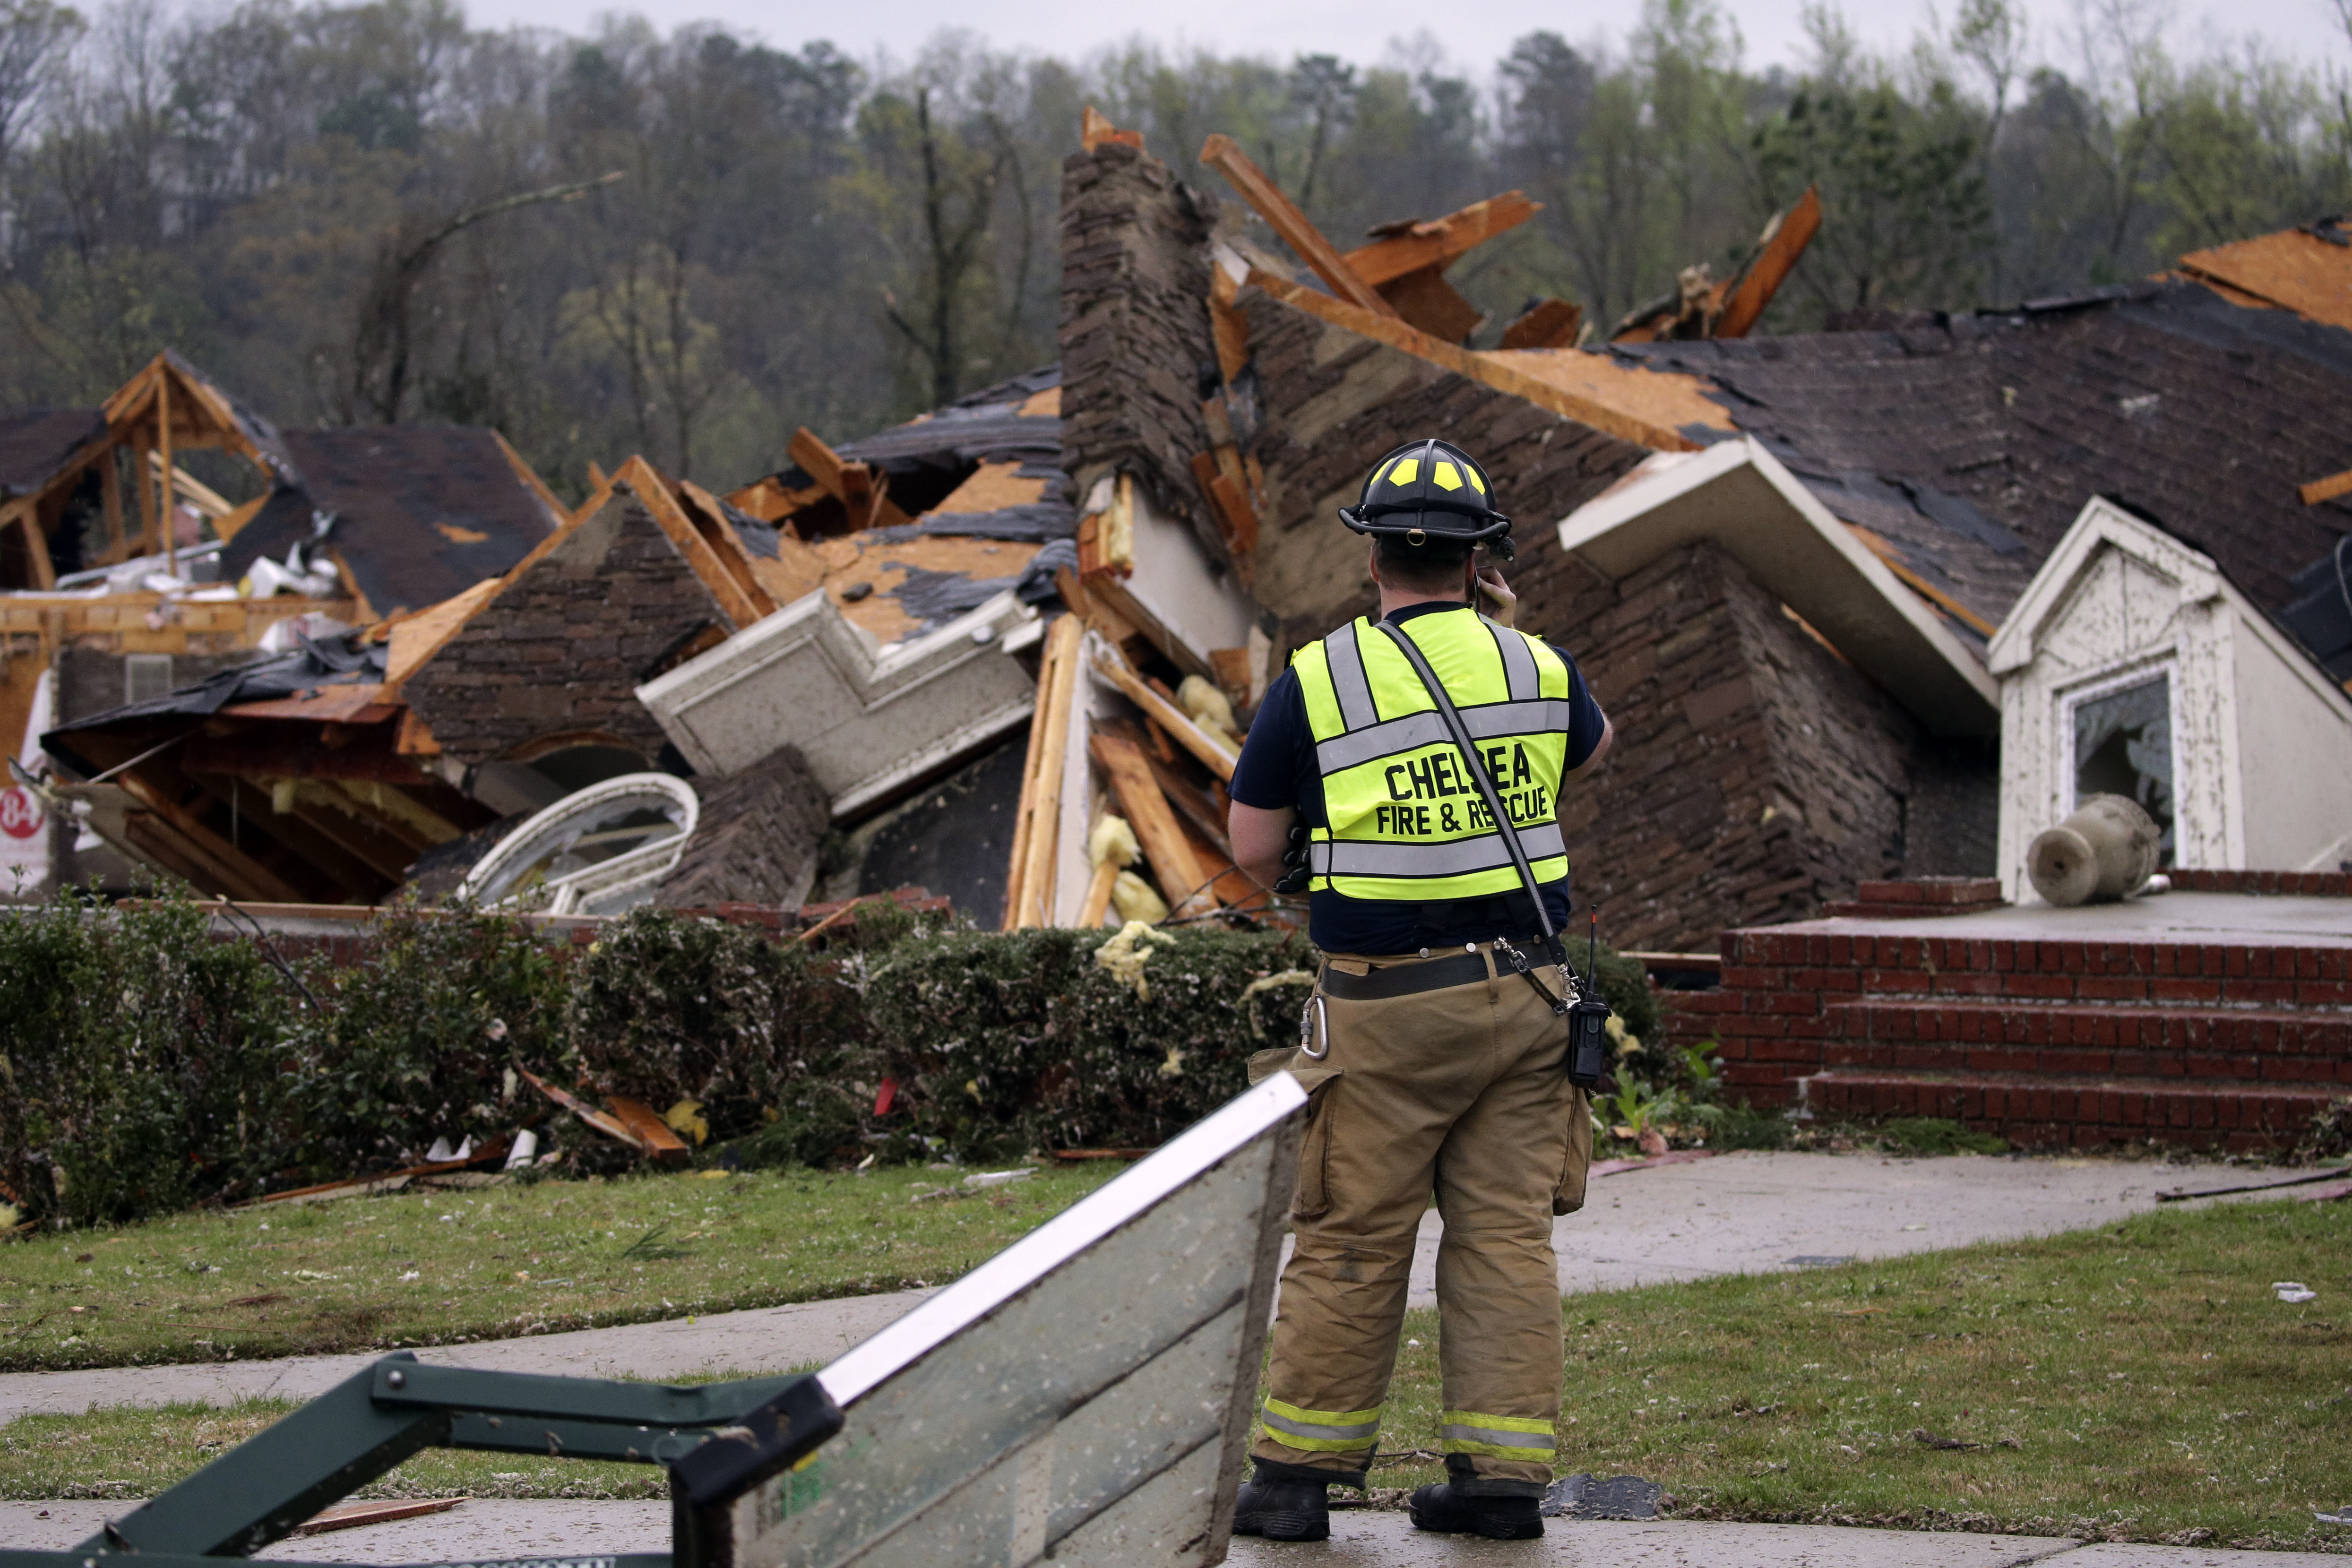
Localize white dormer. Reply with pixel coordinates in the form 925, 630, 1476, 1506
1987, 496, 2352, 900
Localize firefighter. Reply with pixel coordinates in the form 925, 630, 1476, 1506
1224, 438, 1613, 1542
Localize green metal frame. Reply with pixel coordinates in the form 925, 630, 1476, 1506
0, 1353, 840, 1568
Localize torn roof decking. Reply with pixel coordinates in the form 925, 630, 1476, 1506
44, 636, 496, 906
725, 369, 1072, 643
221, 426, 566, 620
2176, 223, 2352, 327
734, 368, 1073, 544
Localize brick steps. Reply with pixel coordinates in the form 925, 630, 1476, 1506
1823, 998, 2350, 1083
1799, 1067, 2342, 1148
1685, 905, 2352, 1150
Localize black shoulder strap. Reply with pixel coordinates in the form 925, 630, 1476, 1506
1368, 618, 1557, 949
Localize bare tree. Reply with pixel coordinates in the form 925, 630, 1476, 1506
345, 172, 621, 424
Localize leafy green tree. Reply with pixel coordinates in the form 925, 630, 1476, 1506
1755, 71, 1990, 312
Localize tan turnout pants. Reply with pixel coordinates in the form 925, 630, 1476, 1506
1248, 942, 1592, 1497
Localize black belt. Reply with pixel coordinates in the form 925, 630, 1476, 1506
1318, 950, 1490, 1001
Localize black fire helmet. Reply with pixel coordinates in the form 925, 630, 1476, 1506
1335, 438, 1513, 558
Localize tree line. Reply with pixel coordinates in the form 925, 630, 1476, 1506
0, 0, 2344, 500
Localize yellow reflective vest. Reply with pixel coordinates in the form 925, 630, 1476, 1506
1290, 607, 1574, 903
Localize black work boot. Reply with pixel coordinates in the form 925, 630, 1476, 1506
1407, 1482, 1544, 1540
1232, 1463, 1332, 1541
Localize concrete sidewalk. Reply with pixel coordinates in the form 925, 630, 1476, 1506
6, 1499, 2344, 1566
0, 1149, 2262, 1421
0, 1287, 934, 1423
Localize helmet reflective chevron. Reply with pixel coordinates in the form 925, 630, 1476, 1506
1336, 438, 1511, 546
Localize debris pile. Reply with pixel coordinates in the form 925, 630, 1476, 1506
19, 102, 2350, 986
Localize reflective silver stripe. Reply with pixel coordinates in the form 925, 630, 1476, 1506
1440, 1421, 1556, 1452
1318, 820, 1567, 879
1327, 622, 1379, 731
1314, 699, 1576, 775
1487, 619, 1540, 701
1315, 711, 1449, 773
1461, 699, 1579, 742
1261, 1407, 1381, 1444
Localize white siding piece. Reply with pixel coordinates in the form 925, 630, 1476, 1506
1115, 482, 1258, 679
635, 588, 1040, 823
1991, 496, 2352, 898
2236, 613, 2352, 870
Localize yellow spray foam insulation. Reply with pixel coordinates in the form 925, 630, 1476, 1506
1108, 871, 1171, 929
1088, 812, 1142, 869
1094, 913, 1179, 997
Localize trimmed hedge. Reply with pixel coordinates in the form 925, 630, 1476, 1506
0, 892, 1669, 1228
859, 925, 1319, 1161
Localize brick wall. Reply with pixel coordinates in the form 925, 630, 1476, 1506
1237, 288, 1649, 647
655, 746, 827, 910
402, 485, 733, 770
1058, 142, 1222, 552
1544, 541, 1923, 951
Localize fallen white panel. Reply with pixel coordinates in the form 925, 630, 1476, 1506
716, 1074, 1307, 1568
636, 589, 1040, 821
1118, 482, 1258, 679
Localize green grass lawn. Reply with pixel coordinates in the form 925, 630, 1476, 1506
0, 1163, 1119, 1372
4, 1172, 2346, 1551
1369, 1194, 2350, 1552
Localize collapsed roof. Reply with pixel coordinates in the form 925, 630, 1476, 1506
1606, 279, 2352, 664
222, 426, 568, 620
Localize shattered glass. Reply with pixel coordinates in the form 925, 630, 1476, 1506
2072, 673, 2175, 859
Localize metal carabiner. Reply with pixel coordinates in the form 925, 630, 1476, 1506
1300, 992, 1331, 1060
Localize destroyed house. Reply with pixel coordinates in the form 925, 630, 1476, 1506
3, 353, 578, 897
40, 420, 1073, 914
1049, 122, 2352, 950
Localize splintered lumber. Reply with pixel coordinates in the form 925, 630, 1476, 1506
519, 1068, 655, 1156
1093, 655, 1238, 781
788, 427, 914, 531
607, 1095, 693, 1167
1003, 615, 1084, 929
1342, 191, 1542, 286
1199, 134, 1398, 320
1081, 105, 1144, 153
154, 374, 174, 560
1500, 298, 1584, 351
1373, 265, 1484, 343
1189, 451, 1261, 564
1174, 812, 1264, 910
295, 1500, 463, 1537
1209, 259, 1251, 383
1714, 185, 1822, 340
1078, 857, 1120, 927
1090, 731, 1215, 919
2300, 468, 2352, 505
11, 500, 52, 590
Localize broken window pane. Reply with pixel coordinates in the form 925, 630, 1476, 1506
2072, 672, 2174, 861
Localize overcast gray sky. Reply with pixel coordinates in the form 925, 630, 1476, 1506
471, 0, 2347, 85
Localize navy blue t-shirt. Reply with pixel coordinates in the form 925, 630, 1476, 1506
1230, 601, 1608, 955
